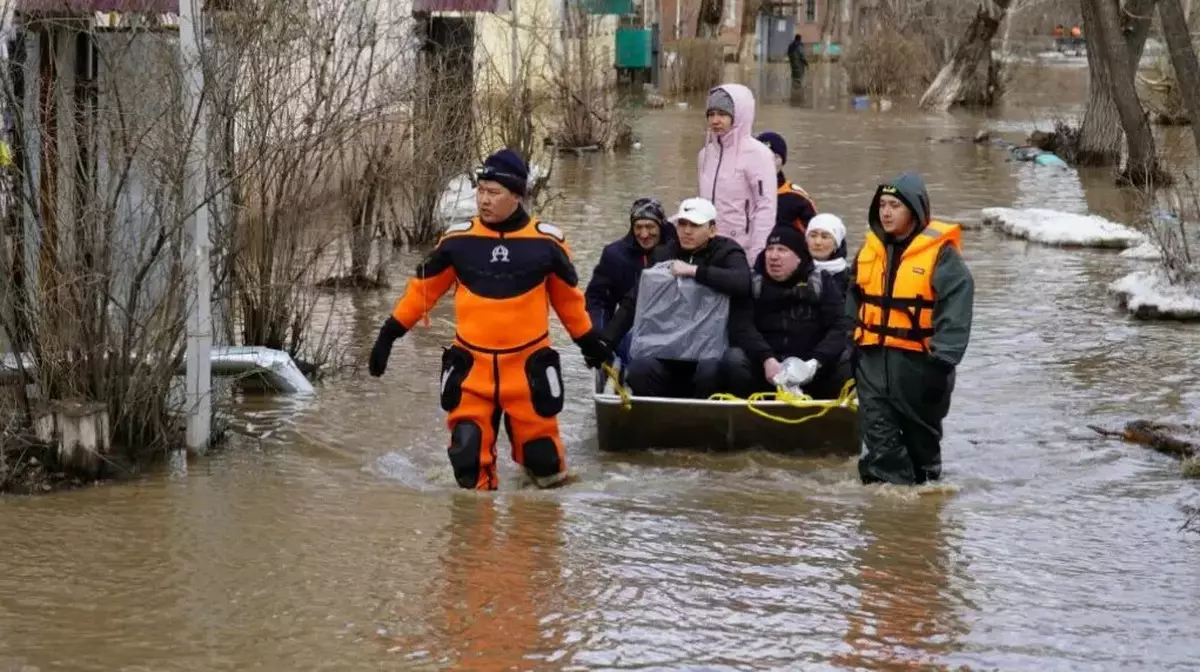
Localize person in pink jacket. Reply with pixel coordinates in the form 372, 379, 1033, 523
696, 83, 778, 261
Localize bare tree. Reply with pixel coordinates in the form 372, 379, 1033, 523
919, 0, 1014, 110
1085, 0, 1162, 183
1076, 0, 1156, 166
210, 0, 412, 363
698, 0, 725, 37
735, 0, 761, 63
1, 12, 208, 471
0, 0, 416, 485
1157, 0, 1200, 155
549, 3, 635, 150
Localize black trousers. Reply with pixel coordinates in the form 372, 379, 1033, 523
625, 356, 723, 399
720, 347, 851, 400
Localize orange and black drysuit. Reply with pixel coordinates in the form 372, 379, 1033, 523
847, 173, 974, 486
751, 176, 820, 274
369, 206, 610, 490
776, 175, 818, 233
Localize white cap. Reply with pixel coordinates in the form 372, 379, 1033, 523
807, 213, 847, 247
668, 197, 718, 225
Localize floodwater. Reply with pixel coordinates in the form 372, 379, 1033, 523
3, 63, 1200, 671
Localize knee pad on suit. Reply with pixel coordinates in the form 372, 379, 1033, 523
448, 421, 483, 489
521, 437, 562, 480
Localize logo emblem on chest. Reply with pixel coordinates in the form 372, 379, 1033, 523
490, 244, 510, 263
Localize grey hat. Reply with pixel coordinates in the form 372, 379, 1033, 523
706, 87, 735, 121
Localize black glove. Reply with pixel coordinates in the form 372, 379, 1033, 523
574, 329, 612, 370
368, 317, 407, 377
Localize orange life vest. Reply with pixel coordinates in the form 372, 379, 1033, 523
1070, 26, 1081, 38
853, 220, 962, 353
777, 181, 817, 231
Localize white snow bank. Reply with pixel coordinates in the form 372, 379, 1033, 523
980, 207, 1145, 249
435, 164, 550, 226
436, 174, 476, 222
1108, 268, 1200, 320
1119, 241, 1163, 261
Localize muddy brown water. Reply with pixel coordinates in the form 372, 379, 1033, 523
3, 64, 1200, 671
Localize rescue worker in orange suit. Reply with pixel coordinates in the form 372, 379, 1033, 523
847, 173, 974, 486
367, 148, 612, 490
757, 131, 817, 234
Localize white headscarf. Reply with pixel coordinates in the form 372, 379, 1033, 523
807, 214, 848, 274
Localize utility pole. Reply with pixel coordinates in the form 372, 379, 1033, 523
179, 0, 212, 456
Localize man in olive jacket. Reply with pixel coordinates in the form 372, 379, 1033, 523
847, 173, 974, 485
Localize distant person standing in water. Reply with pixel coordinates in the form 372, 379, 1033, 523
848, 173, 974, 486
697, 83, 777, 262
787, 34, 808, 83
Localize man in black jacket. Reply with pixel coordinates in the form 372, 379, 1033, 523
722, 225, 851, 400
601, 198, 752, 398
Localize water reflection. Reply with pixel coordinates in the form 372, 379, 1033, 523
436, 495, 564, 671
834, 495, 966, 670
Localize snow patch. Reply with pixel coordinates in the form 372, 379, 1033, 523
436, 174, 476, 222
980, 207, 1145, 249
1108, 268, 1200, 320
435, 164, 549, 226
1119, 241, 1164, 261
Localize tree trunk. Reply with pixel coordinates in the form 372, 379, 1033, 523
846, 0, 858, 51
1089, 0, 1162, 184
1158, 0, 1200, 155
735, 0, 759, 63
1077, 0, 1157, 166
698, 0, 723, 37
918, 1, 1013, 111
820, 0, 838, 55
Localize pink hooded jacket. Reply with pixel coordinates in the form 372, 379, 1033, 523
696, 83, 777, 261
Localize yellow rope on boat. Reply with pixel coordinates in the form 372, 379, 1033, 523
708, 378, 858, 425
602, 363, 633, 411
602, 362, 856, 423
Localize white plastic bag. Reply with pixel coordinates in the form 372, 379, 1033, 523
772, 357, 819, 396
628, 262, 730, 362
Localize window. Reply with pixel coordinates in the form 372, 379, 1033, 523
805, 0, 816, 23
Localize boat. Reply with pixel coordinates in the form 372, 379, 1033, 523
592, 362, 861, 456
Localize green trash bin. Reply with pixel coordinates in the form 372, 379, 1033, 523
615, 27, 652, 69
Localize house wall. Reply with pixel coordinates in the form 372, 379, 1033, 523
471, 0, 618, 95
241, 0, 418, 149
15, 25, 186, 326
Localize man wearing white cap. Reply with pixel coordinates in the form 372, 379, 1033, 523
601, 197, 753, 398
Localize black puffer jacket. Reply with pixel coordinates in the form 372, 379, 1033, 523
731, 262, 850, 368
